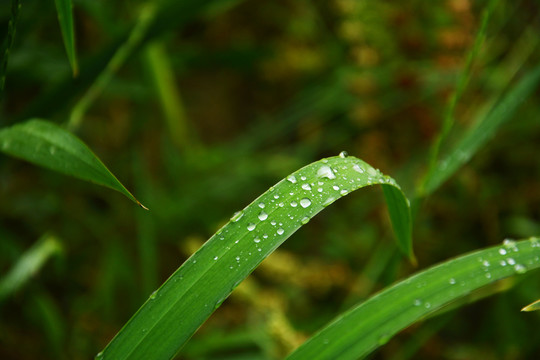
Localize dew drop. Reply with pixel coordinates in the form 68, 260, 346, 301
247, 223, 256, 231
322, 196, 336, 207
317, 165, 336, 179
449, 278, 456, 285
353, 164, 364, 174
302, 183, 312, 191
301, 216, 310, 225
231, 211, 244, 222
278, 202, 284, 207
300, 175, 307, 181
485, 272, 492, 279
413, 299, 422, 306
498, 248, 507, 255
213, 256, 219, 261
340, 189, 348, 195
258, 202, 265, 209
95, 352, 104, 360
300, 198, 311, 208
258, 212, 268, 221
367, 167, 378, 176
149, 290, 158, 299
377, 334, 390, 346
500, 260, 507, 266
339, 151, 348, 158
274, 194, 280, 199
507, 258, 516, 266
254, 237, 261, 243
271, 220, 277, 226
287, 175, 297, 184
317, 188, 323, 192
514, 264, 527, 274
332, 185, 340, 191
291, 201, 298, 207
503, 238, 516, 247
236, 256, 240, 261
424, 302, 431, 309
277, 228, 285, 235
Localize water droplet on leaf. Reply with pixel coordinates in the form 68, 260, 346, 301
300, 198, 311, 208
317, 165, 336, 179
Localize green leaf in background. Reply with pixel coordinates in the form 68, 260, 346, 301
422, 64, 540, 195
0, 119, 146, 208
0, 233, 62, 301
0, 0, 21, 96
98, 154, 412, 360
287, 237, 540, 360
54, 0, 78, 76
522, 298, 540, 312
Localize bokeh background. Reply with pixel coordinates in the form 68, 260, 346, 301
1, 0, 540, 359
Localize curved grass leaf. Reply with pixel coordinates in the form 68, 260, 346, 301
0, 119, 146, 208
98, 155, 412, 360
422, 64, 540, 195
54, 0, 78, 76
522, 299, 540, 312
287, 237, 540, 360
0, 233, 62, 301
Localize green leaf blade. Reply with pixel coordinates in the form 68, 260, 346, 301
0, 233, 62, 301
287, 237, 540, 360
54, 0, 78, 76
423, 65, 540, 195
98, 155, 412, 360
0, 119, 144, 208
522, 298, 540, 312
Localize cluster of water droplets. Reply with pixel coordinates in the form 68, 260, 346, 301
216, 153, 392, 269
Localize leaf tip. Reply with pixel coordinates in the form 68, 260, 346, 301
138, 201, 149, 211
409, 253, 418, 267
521, 299, 540, 312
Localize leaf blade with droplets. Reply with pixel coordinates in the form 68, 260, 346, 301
286, 237, 540, 360
98, 155, 412, 360
0, 119, 145, 208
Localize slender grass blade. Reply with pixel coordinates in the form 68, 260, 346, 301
287, 237, 540, 360
422, 65, 540, 195
54, 0, 78, 76
0, 0, 21, 97
0, 233, 62, 301
98, 155, 412, 360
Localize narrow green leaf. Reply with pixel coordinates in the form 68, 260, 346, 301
287, 237, 540, 360
426, 0, 497, 172
0, 0, 21, 96
98, 155, 412, 360
0, 119, 146, 208
54, 0, 78, 76
522, 299, 540, 312
143, 41, 199, 151
0, 233, 62, 301
422, 65, 540, 195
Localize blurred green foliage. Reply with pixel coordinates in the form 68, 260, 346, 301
1, 0, 540, 359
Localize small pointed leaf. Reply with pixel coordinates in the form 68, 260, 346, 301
0, 119, 145, 208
